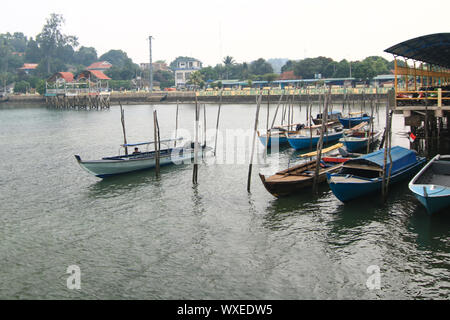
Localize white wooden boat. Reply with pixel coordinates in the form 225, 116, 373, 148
75, 138, 211, 178
408, 154, 450, 214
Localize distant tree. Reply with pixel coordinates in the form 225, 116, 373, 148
293, 56, 333, 79
223, 56, 235, 80
281, 60, 295, 73
74, 46, 98, 66
250, 58, 273, 76
186, 71, 204, 89
14, 80, 30, 93
25, 38, 41, 63
262, 73, 278, 83
99, 49, 131, 68
36, 13, 79, 74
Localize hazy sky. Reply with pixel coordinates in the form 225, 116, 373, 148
1, 0, 449, 66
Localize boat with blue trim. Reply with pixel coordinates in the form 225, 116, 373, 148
327, 146, 426, 202
75, 138, 211, 178
313, 111, 342, 125
287, 125, 344, 150
339, 112, 372, 128
408, 154, 450, 214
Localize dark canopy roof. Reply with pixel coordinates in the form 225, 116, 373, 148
384, 33, 450, 68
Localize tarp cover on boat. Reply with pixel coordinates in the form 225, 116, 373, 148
345, 146, 417, 173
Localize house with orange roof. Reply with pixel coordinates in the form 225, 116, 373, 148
86, 61, 112, 72
18, 63, 38, 74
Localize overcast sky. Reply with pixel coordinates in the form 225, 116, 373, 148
1, 0, 449, 66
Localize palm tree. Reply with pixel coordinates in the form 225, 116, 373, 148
223, 56, 235, 80
186, 71, 204, 91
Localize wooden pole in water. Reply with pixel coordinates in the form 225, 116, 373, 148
367, 97, 374, 154
265, 92, 270, 157
247, 93, 262, 192
213, 91, 223, 156
193, 95, 199, 184
119, 102, 128, 156
313, 89, 329, 194
270, 93, 284, 129
174, 100, 179, 148
203, 104, 207, 148
153, 109, 161, 177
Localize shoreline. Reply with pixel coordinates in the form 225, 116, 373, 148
1, 91, 388, 107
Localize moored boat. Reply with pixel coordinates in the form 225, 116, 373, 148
408, 154, 450, 214
75, 139, 211, 178
259, 156, 350, 197
340, 130, 382, 152
287, 125, 344, 150
327, 146, 426, 202
312, 111, 342, 125
339, 112, 372, 128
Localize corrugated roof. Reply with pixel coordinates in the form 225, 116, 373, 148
19, 63, 38, 70
47, 72, 74, 83
77, 70, 111, 81
87, 61, 112, 70
384, 33, 450, 68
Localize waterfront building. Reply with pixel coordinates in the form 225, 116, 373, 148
18, 63, 38, 75
173, 58, 202, 88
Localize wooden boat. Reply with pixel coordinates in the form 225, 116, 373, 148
287, 125, 344, 150
312, 111, 342, 125
339, 112, 372, 128
259, 156, 350, 197
327, 146, 426, 202
258, 127, 297, 148
408, 154, 450, 214
75, 139, 211, 178
340, 129, 382, 152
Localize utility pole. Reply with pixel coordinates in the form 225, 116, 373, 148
149, 36, 153, 92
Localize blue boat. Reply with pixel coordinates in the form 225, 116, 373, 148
408, 154, 450, 214
287, 127, 343, 150
339, 114, 372, 128
340, 130, 382, 152
258, 128, 290, 148
327, 146, 426, 202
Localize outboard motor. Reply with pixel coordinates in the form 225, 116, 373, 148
296, 124, 305, 131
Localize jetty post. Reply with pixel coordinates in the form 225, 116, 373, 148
119, 102, 128, 156
213, 91, 223, 156
153, 108, 161, 177
193, 94, 199, 184
174, 100, 179, 147
247, 93, 262, 192
313, 88, 330, 194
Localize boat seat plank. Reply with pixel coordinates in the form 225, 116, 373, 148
343, 163, 383, 172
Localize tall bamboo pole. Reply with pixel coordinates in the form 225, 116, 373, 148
213, 91, 223, 156
153, 109, 160, 177
193, 95, 199, 184
119, 102, 128, 155
313, 89, 329, 194
247, 93, 262, 192
174, 100, 179, 148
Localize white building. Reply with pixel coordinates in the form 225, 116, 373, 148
173, 58, 202, 88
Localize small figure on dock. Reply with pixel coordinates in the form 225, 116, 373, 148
133, 147, 141, 155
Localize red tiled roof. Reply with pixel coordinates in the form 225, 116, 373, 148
58, 72, 74, 82
278, 71, 301, 80
87, 61, 112, 70
19, 63, 38, 70
77, 70, 111, 81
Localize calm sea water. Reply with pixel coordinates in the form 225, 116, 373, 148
0, 103, 449, 300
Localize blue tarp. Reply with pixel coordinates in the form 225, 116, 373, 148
346, 146, 417, 173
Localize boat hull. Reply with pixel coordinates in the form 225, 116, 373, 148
287, 132, 343, 150
76, 148, 208, 178
340, 132, 381, 152
259, 164, 342, 197
327, 158, 426, 202
408, 155, 450, 214
339, 116, 371, 128
258, 134, 288, 148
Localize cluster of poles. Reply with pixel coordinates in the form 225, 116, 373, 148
118, 87, 395, 201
